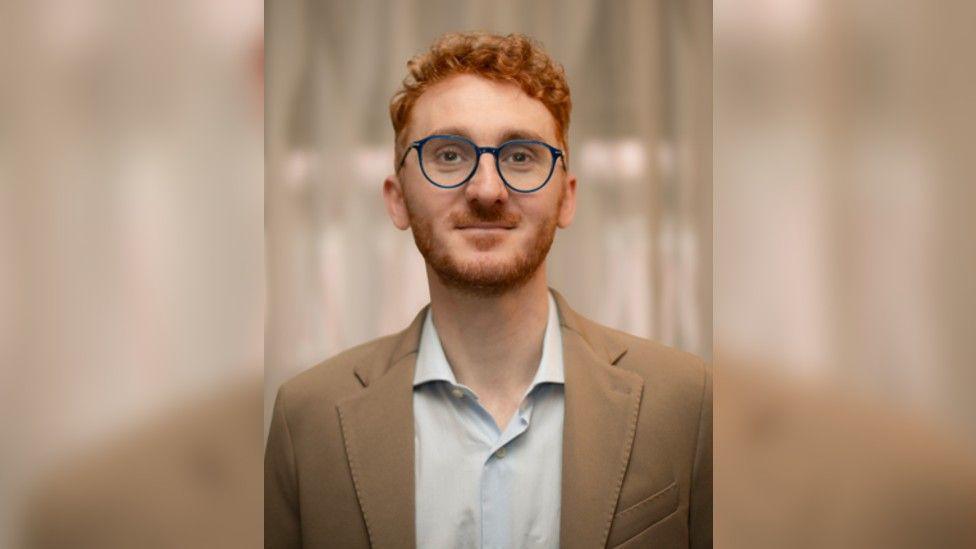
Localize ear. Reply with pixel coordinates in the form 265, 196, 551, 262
383, 174, 411, 230
556, 172, 577, 228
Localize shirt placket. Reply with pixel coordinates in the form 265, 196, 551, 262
482, 394, 536, 549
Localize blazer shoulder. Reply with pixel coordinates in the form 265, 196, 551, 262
277, 332, 401, 410
597, 321, 709, 395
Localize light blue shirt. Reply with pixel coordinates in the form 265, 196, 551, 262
413, 291, 565, 549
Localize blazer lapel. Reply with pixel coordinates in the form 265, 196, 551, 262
336, 308, 427, 549
553, 291, 644, 549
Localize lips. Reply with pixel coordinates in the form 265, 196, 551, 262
456, 224, 515, 230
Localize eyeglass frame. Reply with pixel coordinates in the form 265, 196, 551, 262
396, 134, 566, 194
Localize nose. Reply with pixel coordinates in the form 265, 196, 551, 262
464, 151, 508, 206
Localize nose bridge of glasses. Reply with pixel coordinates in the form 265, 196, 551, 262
455, 148, 503, 198
470, 147, 505, 181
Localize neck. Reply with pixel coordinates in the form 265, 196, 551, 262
426, 265, 551, 400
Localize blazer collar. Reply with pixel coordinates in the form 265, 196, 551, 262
340, 289, 640, 549
352, 305, 428, 388
550, 288, 628, 365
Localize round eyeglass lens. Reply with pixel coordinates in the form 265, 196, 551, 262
420, 137, 478, 187
498, 141, 555, 191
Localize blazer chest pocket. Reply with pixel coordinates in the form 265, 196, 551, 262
605, 481, 679, 547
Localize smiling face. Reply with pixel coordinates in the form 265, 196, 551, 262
383, 74, 577, 296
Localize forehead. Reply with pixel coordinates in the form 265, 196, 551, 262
408, 73, 558, 144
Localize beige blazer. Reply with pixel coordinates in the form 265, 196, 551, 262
265, 290, 711, 548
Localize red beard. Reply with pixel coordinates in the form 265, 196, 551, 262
405, 193, 561, 297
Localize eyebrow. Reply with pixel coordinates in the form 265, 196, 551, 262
427, 126, 550, 145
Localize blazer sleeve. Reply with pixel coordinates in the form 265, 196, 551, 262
689, 365, 713, 549
265, 387, 302, 549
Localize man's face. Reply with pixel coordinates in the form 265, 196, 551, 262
384, 74, 577, 296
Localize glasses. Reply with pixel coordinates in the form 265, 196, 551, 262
397, 134, 565, 193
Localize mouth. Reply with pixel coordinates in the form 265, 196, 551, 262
456, 223, 516, 231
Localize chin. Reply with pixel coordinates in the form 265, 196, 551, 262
435, 258, 537, 296
457, 239, 521, 261
447, 250, 508, 272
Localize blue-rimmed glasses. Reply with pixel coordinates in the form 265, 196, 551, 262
397, 134, 565, 193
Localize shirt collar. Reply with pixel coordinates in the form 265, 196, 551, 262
413, 291, 565, 388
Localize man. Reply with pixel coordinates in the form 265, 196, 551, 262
266, 32, 711, 548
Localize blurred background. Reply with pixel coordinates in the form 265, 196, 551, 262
714, 0, 976, 545
266, 0, 713, 429
716, 0, 975, 433
2, 1, 264, 547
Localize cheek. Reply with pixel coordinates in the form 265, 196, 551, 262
404, 186, 455, 225
519, 195, 561, 223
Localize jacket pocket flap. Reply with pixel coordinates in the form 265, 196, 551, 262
605, 481, 679, 547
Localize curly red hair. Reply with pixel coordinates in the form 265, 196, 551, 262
390, 32, 572, 159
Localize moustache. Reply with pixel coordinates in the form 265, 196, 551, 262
449, 205, 521, 227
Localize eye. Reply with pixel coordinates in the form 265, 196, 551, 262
432, 146, 468, 164
504, 148, 535, 163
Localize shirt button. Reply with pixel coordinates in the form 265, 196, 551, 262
495, 447, 507, 459
450, 387, 464, 399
